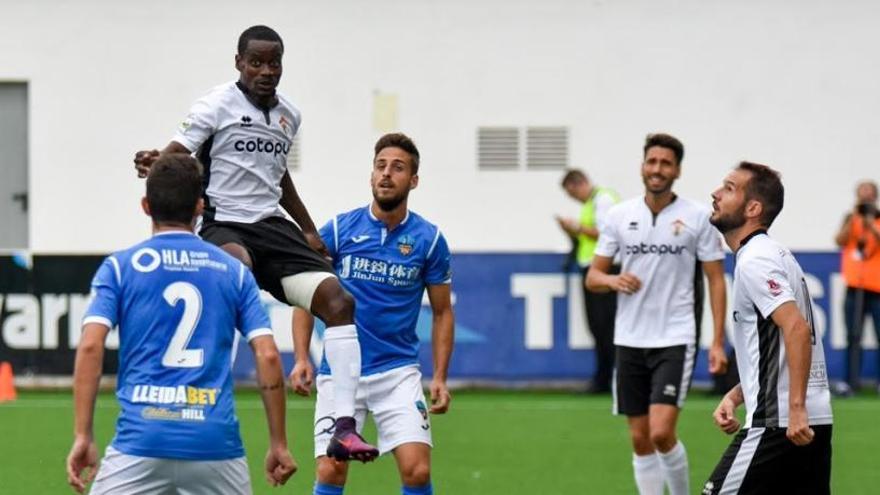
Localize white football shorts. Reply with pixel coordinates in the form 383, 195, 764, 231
89, 445, 251, 495
313, 364, 433, 457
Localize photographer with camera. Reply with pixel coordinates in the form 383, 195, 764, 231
835, 180, 880, 395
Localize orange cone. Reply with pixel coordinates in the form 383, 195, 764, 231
0, 361, 17, 402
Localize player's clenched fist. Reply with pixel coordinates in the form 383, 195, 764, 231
786, 408, 815, 446
265, 445, 297, 486
133, 149, 160, 178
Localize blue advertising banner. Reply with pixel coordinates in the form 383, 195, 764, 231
234, 252, 877, 385
0, 253, 875, 385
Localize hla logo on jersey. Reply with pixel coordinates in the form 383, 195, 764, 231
767, 279, 783, 297
624, 243, 687, 255
131, 248, 227, 273
233, 138, 290, 157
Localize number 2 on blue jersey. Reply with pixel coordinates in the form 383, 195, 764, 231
161, 282, 204, 368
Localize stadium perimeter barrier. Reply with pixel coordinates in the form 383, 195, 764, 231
0, 252, 874, 388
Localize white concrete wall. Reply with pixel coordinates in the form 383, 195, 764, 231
1, 0, 877, 253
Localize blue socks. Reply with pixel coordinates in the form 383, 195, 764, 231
402, 483, 433, 495
314, 482, 344, 495
315, 480, 432, 494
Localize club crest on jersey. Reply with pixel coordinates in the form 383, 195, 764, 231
671, 219, 686, 236
398, 235, 416, 256
767, 279, 783, 297
279, 115, 292, 137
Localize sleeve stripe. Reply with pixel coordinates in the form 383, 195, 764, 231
83, 316, 113, 329
245, 328, 274, 342
427, 228, 442, 259
108, 256, 122, 286
239, 264, 246, 290
332, 215, 339, 253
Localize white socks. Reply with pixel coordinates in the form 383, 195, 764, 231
657, 441, 689, 495
633, 453, 664, 495
322, 324, 360, 418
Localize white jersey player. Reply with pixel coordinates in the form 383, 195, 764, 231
587, 133, 728, 495
132, 25, 378, 462
704, 162, 832, 495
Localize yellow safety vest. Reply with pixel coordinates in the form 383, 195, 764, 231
577, 187, 619, 266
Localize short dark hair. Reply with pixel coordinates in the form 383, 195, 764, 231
643, 133, 684, 165
374, 133, 420, 174
738, 161, 784, 227
146, 154, 203, 226
561, 169, 588, 188
238, 25, 284, 55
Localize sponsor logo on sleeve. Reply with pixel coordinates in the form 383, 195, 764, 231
767, 279, 783, 297
178, 115, 194, 133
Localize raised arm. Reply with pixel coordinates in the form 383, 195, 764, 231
289, 308, 316, 397
134, 141, 192, 179
702, 260, 729, 374
250, 335, 297, 486
134, 141, 192, 178
66, 323, 110, 493
771, 301, 815, 446
427, 284, 455, 413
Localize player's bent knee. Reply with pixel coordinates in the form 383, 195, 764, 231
312, 283, 355, 326
316, 456, 349, 486
629, 434, 653, 454
400, 461, 431, 487
649, 429, 676, 451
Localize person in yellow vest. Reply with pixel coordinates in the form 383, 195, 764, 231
557, 169, 620, 393
834, 179, 880, 394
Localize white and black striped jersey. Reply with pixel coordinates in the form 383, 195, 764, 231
731, 230, 833, 428
172, 81, 302, 224
595, 196, 725, 348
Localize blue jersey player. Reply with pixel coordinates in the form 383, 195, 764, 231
65, 154, 296, 494
290, 133, 455, 495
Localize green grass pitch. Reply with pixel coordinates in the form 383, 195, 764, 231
1, 390, 876, 494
